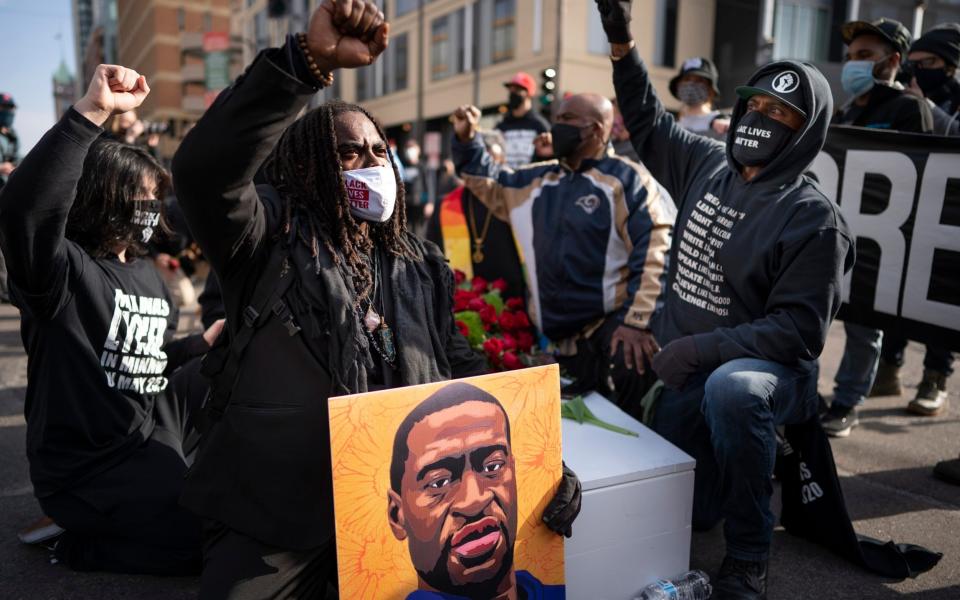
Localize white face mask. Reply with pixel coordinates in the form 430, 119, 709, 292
343, 165, 397, 223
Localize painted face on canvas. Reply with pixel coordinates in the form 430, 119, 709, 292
389, 399, 519, 597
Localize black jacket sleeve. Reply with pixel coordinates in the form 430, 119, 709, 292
611, 48, 726, 208
171, 37, 322, 280
893, 96, 934, 133
0, 108, 102, 314
163, 333, 210, 375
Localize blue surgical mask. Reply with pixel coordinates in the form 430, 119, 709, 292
841, 56, 889, 98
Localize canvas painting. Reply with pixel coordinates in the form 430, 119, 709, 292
329, 364, 565, 599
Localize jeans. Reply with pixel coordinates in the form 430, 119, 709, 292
881, 333, 955, 376
832, 322, 883, 409
652, 358, 818, 561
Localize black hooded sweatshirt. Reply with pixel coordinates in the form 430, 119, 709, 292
613, 49, 854, 373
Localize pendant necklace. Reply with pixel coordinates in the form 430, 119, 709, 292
362, 249, 397, 367
467, 195, 493, 264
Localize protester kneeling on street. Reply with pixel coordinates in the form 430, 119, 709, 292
171, 2, 581, 596
595, 1, 854, 598
0, 65, 224, 574
450, 91, 673, 418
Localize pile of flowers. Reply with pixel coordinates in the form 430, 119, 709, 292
452, 270, 546, 371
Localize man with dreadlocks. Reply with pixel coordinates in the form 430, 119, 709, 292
172, 1, 581, 597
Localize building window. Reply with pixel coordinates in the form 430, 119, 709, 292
254, 9, 269, 51
587, 1, 608, 55
431, 15, 452, 79
357, 66, 376, 101
203, 12, 212, 32
178, 8, 186, 31
389, 32, 409, 92
773, 1, 830, 62
397, 0, 417, 17
491, 0, 514, 63
654, 0, 678, 67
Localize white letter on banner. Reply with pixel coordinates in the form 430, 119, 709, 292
902, 153, 960, 329
838, 150, 915, 314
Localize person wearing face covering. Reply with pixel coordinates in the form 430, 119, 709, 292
823, 18, 935, 439
0, 65, 224, 574
669, 57, 730, 141
495, 72, 552, 168
451, 93, 674, 417
595, 1, 854, 597
171, 2, 581, 596
905, 24, 960, 135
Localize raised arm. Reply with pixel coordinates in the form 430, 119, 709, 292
172, 0, 388, 276
450, 104, 554, 222
595, 0, 725, 204
0, 65, 149, 311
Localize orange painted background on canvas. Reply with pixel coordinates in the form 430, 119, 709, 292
329, 365, 564, 600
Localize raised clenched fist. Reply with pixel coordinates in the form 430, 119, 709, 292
307, 0, 389, 74
74, 65, 150, 127
451, 105, 481, 142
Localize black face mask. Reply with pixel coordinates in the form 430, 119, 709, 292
551, 123, 586, 159
915, 68, 952, 99
730, 110, 794, 168
507, 92, 525, 110
131, 199, 163, 244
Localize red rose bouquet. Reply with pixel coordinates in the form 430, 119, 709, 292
452, 270, 551, 371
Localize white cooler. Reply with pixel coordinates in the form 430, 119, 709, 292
561, 392, 696, 600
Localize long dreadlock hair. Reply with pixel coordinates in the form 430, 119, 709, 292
262, 100, 412, 305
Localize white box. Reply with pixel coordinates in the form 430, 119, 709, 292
562, 393, 696, 600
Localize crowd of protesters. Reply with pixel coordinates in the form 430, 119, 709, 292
0, 0, 957, 598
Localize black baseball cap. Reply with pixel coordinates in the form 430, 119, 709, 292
842, 18, 912, 56
669, 57, 720, 99
735, 69, 807, 118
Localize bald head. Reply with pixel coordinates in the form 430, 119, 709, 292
556, 93, 614, 139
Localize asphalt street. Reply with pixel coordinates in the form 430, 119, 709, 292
0, 302, 957, 599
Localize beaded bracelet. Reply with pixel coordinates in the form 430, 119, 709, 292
296, 32, 335, 88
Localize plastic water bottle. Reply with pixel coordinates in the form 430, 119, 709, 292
634, 570, 712, 600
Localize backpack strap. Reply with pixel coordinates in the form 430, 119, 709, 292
201, 243, 298, 424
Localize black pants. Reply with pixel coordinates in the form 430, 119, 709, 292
200, 522, 338, 600
38, 359, 206, 575
558, 317, 657, 420
880, 332, 955, 376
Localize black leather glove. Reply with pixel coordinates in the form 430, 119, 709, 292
594, 0, 633, 44
651, 336, 700, 389
542, 462, 582, 538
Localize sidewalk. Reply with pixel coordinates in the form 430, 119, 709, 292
0, 302, 956, 598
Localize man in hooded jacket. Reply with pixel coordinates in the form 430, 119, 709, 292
595, 2, 854, 598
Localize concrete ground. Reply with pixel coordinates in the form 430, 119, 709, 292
0, 302, 957, 599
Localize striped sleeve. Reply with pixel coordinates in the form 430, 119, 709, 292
619, 161, 676, 329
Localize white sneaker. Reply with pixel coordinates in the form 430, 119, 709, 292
17, 516, 64, 545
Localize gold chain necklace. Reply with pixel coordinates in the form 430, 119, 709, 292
466, 194, 493, 263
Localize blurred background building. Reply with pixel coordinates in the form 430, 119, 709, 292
67, 0, 960, 162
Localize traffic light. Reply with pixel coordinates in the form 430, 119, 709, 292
540, 67, 557, 116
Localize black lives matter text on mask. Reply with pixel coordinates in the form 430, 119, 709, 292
100, 289, 170, 394
672, 191, 746, 317
809, 125, 960, 350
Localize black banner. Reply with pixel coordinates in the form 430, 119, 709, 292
809, 126, 960, 351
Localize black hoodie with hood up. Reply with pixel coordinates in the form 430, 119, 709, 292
613, 49, 854, 374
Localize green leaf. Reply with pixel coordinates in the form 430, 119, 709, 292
482, 291, 506, 315
454, 311, 486, 347
561, 395, 639, 436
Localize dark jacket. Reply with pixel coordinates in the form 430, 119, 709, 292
172, 39, 486, 550
452, 135, 674, 341
0, 109, 206, 497
833, 83, 933, 132
613, 49, 854, 374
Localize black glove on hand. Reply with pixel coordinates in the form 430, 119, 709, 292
543, 462, 582, 538
651, 336, 700, 390
594, 0, 633, 44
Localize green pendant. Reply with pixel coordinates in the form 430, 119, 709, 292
379, 323, 396, 364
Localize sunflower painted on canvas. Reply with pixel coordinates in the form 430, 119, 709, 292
329, 365, 565, 600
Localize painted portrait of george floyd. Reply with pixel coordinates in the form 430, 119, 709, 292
329, 364, 565, 599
